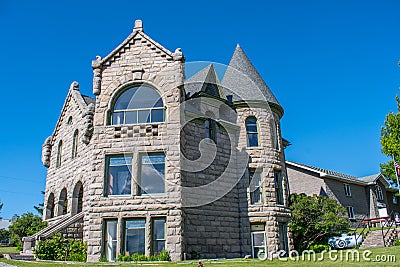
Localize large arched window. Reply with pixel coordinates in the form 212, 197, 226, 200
46, 193, 55, 219
246, 117, 259, 147
111, 85, 164, 125
56, 141, 63, 167
72, 130, 78, 159
58, 188, 68, 216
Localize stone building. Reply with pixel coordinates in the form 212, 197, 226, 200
28, 20, 292, 261
286, 161, 400, 222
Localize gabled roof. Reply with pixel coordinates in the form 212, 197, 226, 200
51, 82, 94, 144
94, 20, 174, 68
286, 160, 398, 190
185, 64, 226, 99
221, 44, 280, 107
286, 160, 364, 185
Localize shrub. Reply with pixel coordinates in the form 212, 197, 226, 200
158, 250, 170, 261
394, 239, 400, 246
309, 244, 330, 253
35, 234, 87, 262
116, 250, 170, 262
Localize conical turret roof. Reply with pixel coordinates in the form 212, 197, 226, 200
221, 45, 280, 106
185, 64, 225, 99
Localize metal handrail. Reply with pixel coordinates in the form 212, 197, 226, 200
382, 210, 396, 246
352, 214, 368, 247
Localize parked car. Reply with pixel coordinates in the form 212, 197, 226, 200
328, 233, 363, 249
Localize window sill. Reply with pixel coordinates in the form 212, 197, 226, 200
109, 122, 166, 127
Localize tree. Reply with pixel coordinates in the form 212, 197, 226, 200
380, 95, 400, 182
8, 212, 47, 251
289, 193, 350, 252
34, 191, 45, 215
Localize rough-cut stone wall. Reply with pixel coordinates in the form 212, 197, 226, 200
181, 119, 242, 259
236, 106, 292, 256
85, 27, 185, 262
61, 218, 84, 239
43, 86, 92, 223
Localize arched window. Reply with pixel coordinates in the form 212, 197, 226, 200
72, 130, 78, 159
58, 188, 68, 216
205, 118, 217, 142
72, 181, 83, 215
67, 116, 73, 125
246, 117, 259, 147
46, 193, 55, 219
56, 141, 63, 167
111, 85, 164, 125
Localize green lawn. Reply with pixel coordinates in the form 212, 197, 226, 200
1, 247, 399, 267
0, 246, 18, 253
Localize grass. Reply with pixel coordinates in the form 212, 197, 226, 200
1, 246, 399, 267
0, 246, 18, 253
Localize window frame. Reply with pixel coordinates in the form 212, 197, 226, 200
249, 168, 263, 205
110, 85, 165, 126
393, 195, 398, 205
346, 206, 355, 220
245, 116, 259, 148
138, 152, 166, 195
274, 170, 285, 205
271, 120, 280, 150
72, 130, 79, 159
344, 183, 352, 197
376, 186, 384, 201
151, 217, 166, 255
205, 118, 217, 143
124, 218, 146, 256
104, 219, 118, 262
105, 155, 133, 196
56, 140, 63, 168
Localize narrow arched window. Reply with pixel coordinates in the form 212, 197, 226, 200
111, 85, 164, 125
58, 188, 68, 216
56, 141, 62, 167
205, 118, 216, 142
72, 130, 78, 159
246, 117, 259, 147
46, 193, 55, 219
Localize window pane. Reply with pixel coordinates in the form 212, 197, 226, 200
114, 87, 164, 110
125, 111, 138, 124
151, 109, 164, 123
112, 112, 124, 125
141, 154, 165, 194
247, 133, 259, 147
125, 219, 145, 255
138, 110, 150, 123
105, 220, 117, 262
153, 219, 165, 240
154, 241, 166, 254
246, 123, 257, 133
108, 156, 132, 195
253, 232, 265, 246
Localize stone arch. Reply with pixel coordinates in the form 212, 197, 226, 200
45, 193, 55, 219
57, 188, 68, 216
71, 181, 83, 215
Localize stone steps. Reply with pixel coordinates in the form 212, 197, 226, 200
359, 228, 398, 249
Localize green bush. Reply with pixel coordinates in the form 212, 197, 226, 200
394, 239, 400, 246
309, 244, 330, 253
116, 250, 170, 262
35, 234, 87, 262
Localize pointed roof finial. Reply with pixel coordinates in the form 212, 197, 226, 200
134, 19, 143, 31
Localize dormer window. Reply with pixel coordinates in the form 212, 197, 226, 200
376, 186, 384, 201
111, 85, 164, 125
246, 117, 259, 147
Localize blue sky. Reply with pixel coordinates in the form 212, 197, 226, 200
0, 0, 399, 219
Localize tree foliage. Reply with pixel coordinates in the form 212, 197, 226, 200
381, 95, 400, 182
289, 193, 350, 252
8, 212, 47, 250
